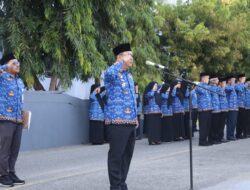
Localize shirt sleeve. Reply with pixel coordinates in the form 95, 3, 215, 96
104, 62, 124, 84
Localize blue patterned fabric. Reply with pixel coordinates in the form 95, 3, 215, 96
143, 90, 161, 114
245, 87, 250, 109
225, 84, 238, 111
195, 82, 212, 112
209, 84, 221, 113
161, 92, 173, 116
135, 93, 142, 115
104, 62, 137, 125
183, 90, 190, 112
191, 90, 198, 109
171, 87, 184, 114
235, 83, 247, 108
218, 87, 228, 112
0, 65, 25, 123
89, 91, 105, 121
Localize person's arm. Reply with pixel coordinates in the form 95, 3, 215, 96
104, 62, 124, 83
235, 84, 245, 92
225, 85, 234, 92
161, 93, 168, 100
147, 90, 155, 98
90, 91, 97, 100
195, 84, 207, 95
171, 87, 177, 97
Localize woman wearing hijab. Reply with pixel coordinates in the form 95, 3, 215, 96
89, 84, 105, 144
160, 83, 174, 142
169, 80, 185, 141
143, 81, 162, 145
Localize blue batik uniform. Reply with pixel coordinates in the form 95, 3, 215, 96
171, 87, 184, 114
0, 65, 25, 123
210, 84, 221, 113
195, 82, 212, 112
143, 90, 161, 114
183, 90, 190, 112
191, 90, 198, 109
218, 87, 228, 112
135, 93, 142, 115
245, 87, 250, 109
235, 83, 247, 108
104, 62, 137, 125
89, 91, 105, 121
161, 92, 173, 116
225, 84, 238, 111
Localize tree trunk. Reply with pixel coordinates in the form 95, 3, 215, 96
49, 75, 58, 91
33, 74, 46, 91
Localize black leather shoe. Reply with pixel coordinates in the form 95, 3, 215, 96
0, 175, 14, 187
9, 172, 25, 185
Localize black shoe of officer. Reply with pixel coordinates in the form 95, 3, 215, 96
9, 172, 25, 185
0, 175, 14, 187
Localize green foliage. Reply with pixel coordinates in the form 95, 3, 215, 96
0, 0, 250, 91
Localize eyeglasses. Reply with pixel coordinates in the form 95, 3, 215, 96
13, 60, 20, 66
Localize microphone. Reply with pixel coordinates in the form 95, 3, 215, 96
145, 61, 168, 70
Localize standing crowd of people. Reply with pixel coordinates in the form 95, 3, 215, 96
89, 72, 250, 147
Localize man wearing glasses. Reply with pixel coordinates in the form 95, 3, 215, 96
104, 43, 138, 190
0, 53, 25, 187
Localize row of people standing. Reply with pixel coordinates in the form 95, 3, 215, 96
143, 81, 198, 145
197, 73, 250, 146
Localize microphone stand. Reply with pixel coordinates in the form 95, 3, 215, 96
160, 68, 223, 190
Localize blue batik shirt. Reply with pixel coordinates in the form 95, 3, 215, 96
171, 87, 184, 114
191, 90, 198, 109
235, 83, 247, 108
104, 62, 137, 125
0, 65, 25, 123
225, 84, 238, 111
161, 92, 173, 116
218, 87, 228, 112
245, 87, 250, 109
89, 91, 105, 121
195, 82, 212, 112
143, 90, 161, 114
210, 84, 221, 113
183, 90, 190, 112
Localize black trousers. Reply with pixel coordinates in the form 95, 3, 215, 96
107, 125, 136, 190
136, 115, 143, 139
236, 108, 247, 138
218, 112, 227, 141
89, 120, 105, 144
173, 113, 185, 139
0, 122, 23, 176
226, 111, 238, 139
192, 109, 198, 131
198, 111, 211, 144
246, 109, 250, 135
161, 116, 174, 142
209, 112, 221, 142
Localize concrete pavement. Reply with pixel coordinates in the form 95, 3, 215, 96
3, 134, 250, 190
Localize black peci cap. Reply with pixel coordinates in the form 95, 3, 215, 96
237, 73, 246, 79
113, 43, 131, 56
0, 53, 16, 65
200, 72, 210, 78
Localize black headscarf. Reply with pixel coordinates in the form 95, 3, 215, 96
90, 84, 105, 111
168, 80, 184, 108
160, 83, 170, 94
143, 81, 162, 108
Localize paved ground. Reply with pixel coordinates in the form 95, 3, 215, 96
3, 134, 250, 190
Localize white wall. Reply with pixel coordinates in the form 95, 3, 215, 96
39, 77, 96, 100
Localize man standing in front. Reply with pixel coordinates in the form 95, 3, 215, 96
0, 53, 25, 187
104, 43, 138, 190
